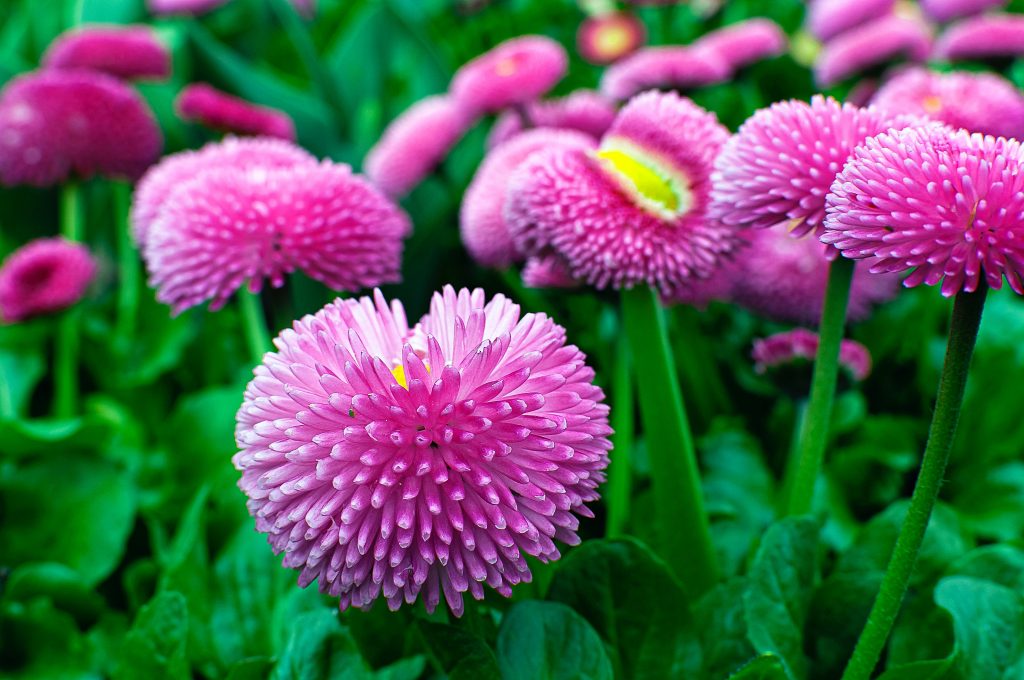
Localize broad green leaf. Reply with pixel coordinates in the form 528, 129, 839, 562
0, 346, 44, 418
806, 571, 883, 678
729, 653, 794, 680
417, 620, 501, 680
114, 591, 190, 680
934, 576, 1024, 680
695, 578, 756, 679
497, 601, 613, 680
952, 462, 1024, 542
2, 562, 105, 627
878, 658, 954, 680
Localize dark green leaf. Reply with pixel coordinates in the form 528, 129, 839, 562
2, 562, 105, 626
729, 653, 794, 680
115, 591, 190, 680
417, 620, 501, 680
497, 601, 613, 680
934, 576, 1024, 680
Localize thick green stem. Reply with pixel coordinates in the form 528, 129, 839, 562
621, 286, 718, 597
777, 398, 809, 514
112, 182, 139, 352
239, 288, 273, 365
605, 333, 634, 537
841, 285, 987, 680
786, 257, 856, 515
54, 183, 82, 418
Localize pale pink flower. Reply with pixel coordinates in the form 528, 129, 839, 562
450, 36, 568, 114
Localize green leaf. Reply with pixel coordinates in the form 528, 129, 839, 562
272, 608, 398, 680
115, 591, 190, 680
934, 576, 1024, 680
729, 653, 794, 680
0, 346, 44, 418
417, 620, 501, 680
694, 578, 756, 679
952, 462, 1024, 542
877, 658, 955, 680
2, 562, 105, 627
497, 601, 613, 680
225, 657, 276, 680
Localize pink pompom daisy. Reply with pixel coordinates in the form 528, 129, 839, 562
934, 13, 1024, 61
920, 0, 1007, 22
506, 91, 733, 296
42, 25, 170, 81
692, 18, 787, 71
486, 90, 616, 150
450, 36, 568, 114
711, 95, 921, 238
814, 14, 932, 86
234, 286, 611, 614
600, 46, 729, 101
131, 136, 316, 247
577, 12, 646, 65
807, 0, 895, 42
364, 95, 474, 199
462, 129, 596, 269
824, 126, 1024, 296
176, 83, 296, 141
144, 160, 411, 314
148, 0, 230, 15
752, 328, 872, 382
872, 67, 1024, 139
521, 254, 579, 289
0, 70, 162, 186
0, 238, 97, 323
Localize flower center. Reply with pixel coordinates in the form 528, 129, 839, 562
922, 95, 943, 115
594, 23, 632, 56
391, 364, 409, 389
594, 140, 693, 219
495, 56, 519, 77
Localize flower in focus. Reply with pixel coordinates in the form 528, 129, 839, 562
486, 90, 616, 149
521, 254, 579, 289
806, 0, 895, 42
872, 67, 1024, 139
920, 0, 1007, 22
364, 95, 475, 198
600, 46, 729, 101
692, 18, 787, 72
577, 12, 646, 65
711, 95, 921, 238
42, 25, 170, 81
507, 91, 733, 296
814, 14, 932, 86
934, 13, 1024, 61
0, 238, 97, 323
752, 328, 872, 382
147, 0, 230, 15
450, 36, 568, 114
824, 126, 1024, 296
176, 83, 296, 141
0, 70, 162, 186
235, 286, 611, 614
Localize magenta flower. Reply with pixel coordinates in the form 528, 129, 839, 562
0, 70, 162, 186
921, 0, 1007, 22
692, 18, 787, 71
176, 83, 296, 141
486, 90, 616, 150
462, 129, 596, 269
600, 46, 729, 101
521, 254, 579, 289
824, 126, 1024, 296
815, 14, 932, 86
42, 25, 170, 81
450, 36, 568, 114
711, 95, 921, 238
0, 238, 97, 323
872, 67, 1024, 139
577, 12, 646, 65
752, 329, 872, 382
144, 159, 411, 314
934, 13, 1024, 61
234, 286, 611, 614
806, 0, 895, 42
364, 95, 474, 199
506, 91, 733, 296
147, 0, 229, 15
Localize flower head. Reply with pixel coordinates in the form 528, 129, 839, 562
824, 126, 1024, 296
711, 95, 920, 238
0, 238, 97, 323
807, 0, 896, 41
234, 286, 611, 615
752, 329, 872, 382
0, 70, 162, 186
577, 12, 646, 65
364, 95, 475, 198
692, 18, 787, 71
176, 83, 296, 141
814, 14, 932, 86
450, 36, 568, 114
42, 25, 170, 81
934, 13, 1024, 61
147, 0, 229, 15
921, 0, 1007, 22
521, 254, 579, 289
486, 90, 616, 149
600, 46, 729, 101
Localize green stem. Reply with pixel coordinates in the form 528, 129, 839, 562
54, 183, 82, 418
239, 288, 273, 365
621, 286, 718, 597
112, 182, 140, 353
786, 257, 856, 516
777, 398, 809, 515
605, 333, 633, 537
841, 285, 987, 680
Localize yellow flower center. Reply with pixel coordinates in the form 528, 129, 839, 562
594, 24, 631, 56
922, 94, 943, 115
391, 364, 409, 389
594, 140, 693, 220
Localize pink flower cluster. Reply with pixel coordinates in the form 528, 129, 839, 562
43, 25, 170, 81
176, 84, 296, 141
0, 238, 97, 323
752, 328, 872, 382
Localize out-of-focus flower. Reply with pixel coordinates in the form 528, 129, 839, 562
600, 46, 729, 101
577, 12, 646, 65
462, 129, 595, 268
521, 253, 579, 288
872, 67, 1024, 139
364, 95, 474, 199
806, 0, 895, 42
176, 83, 296, 141
234, 286, 611, 614
450, 36, 568, 114
692, 18, 787, 71
814, 14, 932, 86
711, 95, 921, 238
42, 25, 170, 81
148, 0, 230, 15
752, 328, 872, 381
934, 13, 1024, 61
144, 159, 410, 314
289, 0, 316, 17
486, 90, 616, 149
920, 0, 1007, 22
0, 238, 97, 323
0, 70, 162, 186
507, 91, 733, 296
825, 126, 1024, 296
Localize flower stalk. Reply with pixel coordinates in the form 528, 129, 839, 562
239, 287, 273, 365
54, 182, 82, 418
605, 332, 634, 537
112, 181, 140, 353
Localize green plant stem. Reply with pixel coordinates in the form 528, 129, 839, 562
239, 288, 273, 365
54, 183, 82, 418
268, 0, 345, 122
112, 182, 139, 353
605, 333, 633, 537
777, 398, 809, 515
786, 257, 856, 516
841, 285, 987, 680
621, 286, 718, 597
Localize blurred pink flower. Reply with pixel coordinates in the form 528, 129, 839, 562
0, 238, 97, 323
486, 90, 616, 149
176, 83, 296, 141
934, 13, 1024, 60
600, 46, 729, 101
450, 36, 568, 114
521, 253, 579, 289
920, 0, 1007, 22
814, 14, 932, 86
148, 0, 230, 15
692, 18, 787, 71
577, 12, 646, 65
752, 328, 872, 381
43, 25, 170, 81
806, 0, 895, 41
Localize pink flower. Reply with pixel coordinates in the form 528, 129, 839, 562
132, 136, 316, 247
711, 95, 921, 238
486, 90, 616, 149
920, 0, 1007, 22
0, 238, 97, 323
752, 328, 872, 381
462, 129, 596, 269
176, 83, 296, 141
234, 286, 611, 614
506, 91, 733, 296
934, 13, 1024, 60
872, 67, 1024, 139
521, 254, 579, 289
144, 159, 411, 314
824, 126, 1024, 296
0, 70, 162, 186
692, 18, 787, 71
600, 46, 729, 101
806, 0, 895, 41
364, 95, 475, 198
42, 25, 170, 81
450, 36, 568, 114
577, 12, 646, 65
814, 14, 932, 86
148, 0, 230, 15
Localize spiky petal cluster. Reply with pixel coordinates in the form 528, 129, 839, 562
872, 68, 1024, 139
42, 25, 170, 81
486, 90, 616, 149
148, 0, 229, 15
814, 14, 932, 86
450, 36, 568, 114
807, 0, 895, 41
752, 329, 872, 382
824, 126, 1024, 296
711, 95, 921, 238
577, 12, 646, 65
0, 70, 162, 186
0, 238, 97, 323
234, 287, 611, 614
364, 95, 474, 199
176, 84, 296, 141
921, 0, 1007, 22
692, 18, 787, 71
600, 46, 729, 101
934, 13, 1024, 61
